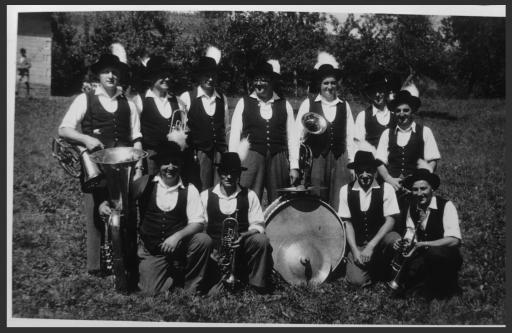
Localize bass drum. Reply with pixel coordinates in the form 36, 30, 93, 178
264, 195, 346, 285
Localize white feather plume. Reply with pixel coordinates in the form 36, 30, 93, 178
237, 137, 251, 162
205, 46, 221, 65
267, 59, 281, 74
110, 43, 127, 64
355, 139, 377, 157
167, 128, 188, 151
417, 158, 434, 173
314, 51, 339, 70
401, 82, 420, 98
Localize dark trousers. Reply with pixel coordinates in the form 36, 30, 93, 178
345, 231, 401, 287
207, 233, 273, 293
182, 149, 222, 191
240, 150, 289, 205
401, 246, 463, 297
310, 151, 352, 211
138, 233, 213, 295
83, 189, 108, 272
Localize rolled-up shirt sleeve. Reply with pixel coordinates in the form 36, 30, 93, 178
129, 100, 142, 142
345, 102, 355, 162
383, 183, 400, 217
295, 98, 310, 142
247, 190, 265, 234
354, 110, 366, 142
443, 201, 461, 240
286, 101, 299, 170
423, 126, 441, 162
337, 185, 351, 219
228, 98, 244, 152
186, 185, 206, 224
59, 93, 88, 130
376, 129, 390, 165
178, 91, 191, 111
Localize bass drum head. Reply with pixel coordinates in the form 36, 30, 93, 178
264, 195, 346, 285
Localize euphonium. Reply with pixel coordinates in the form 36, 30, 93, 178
218, 213, 239, 288
51, 137, 103, 192
301, 112, 328, 135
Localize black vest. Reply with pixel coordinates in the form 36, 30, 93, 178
305, 96, 347, 158
140, 95, 180, 150
347, 181, 385, 247
411, 197, 448, 242
81, 91, 132, 148
206, 187, 250, 244
138, 178, 188, 255
241, 96, 288, 156
364, 106, 396, 148
387, 124, 425, 178
186, 88, 227, 153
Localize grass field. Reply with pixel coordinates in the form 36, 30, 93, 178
10, 95, 505, 325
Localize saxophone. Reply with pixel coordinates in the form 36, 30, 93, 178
218, 211, 240, 288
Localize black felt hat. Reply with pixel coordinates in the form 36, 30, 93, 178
193, 56, 219, 77
90, 54, 129, 77
313, 64, 342, 83
347, 150, 380, 170
387, 90, 421, 112
402, 168, 440, 191
248, 60, 280, 81
150, 141, 184, 166
215, 152, 247, 173
144, 55, 174, 83
364, 71, 390, 93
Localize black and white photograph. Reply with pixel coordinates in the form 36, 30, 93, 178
6, 4, 506, 326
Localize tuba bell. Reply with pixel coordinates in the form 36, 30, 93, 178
90, 147, 147, 292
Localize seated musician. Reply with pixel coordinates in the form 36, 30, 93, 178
391, 168, 462, 299
100, 142, 213, 295
375, 86, 440, 197
337, 150, 401, 287
200, 152, 273, 294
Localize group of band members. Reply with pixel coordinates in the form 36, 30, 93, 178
58, 47, 462, 299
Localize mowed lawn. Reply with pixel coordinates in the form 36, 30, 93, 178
10, 95, 505, 324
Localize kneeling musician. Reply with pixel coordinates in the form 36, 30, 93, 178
100, 142, 213, 295
200, 152, 273, 294
338, 150, 401, 288
390, 167, 462, 299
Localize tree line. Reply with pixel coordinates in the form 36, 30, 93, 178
51, 11, 505, 99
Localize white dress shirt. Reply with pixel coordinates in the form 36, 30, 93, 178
200, 184, 265, 234
354, 105, 391, 142
179, 86, 229, 116
144, 89, 186, 119
229, 92, 299, 169
375, 122, 441, 165
59, 86, 142, 141
152, 176, 205, 224
296, 94, 356, 162
338, 181, 400, 219
403, 196, 462, 241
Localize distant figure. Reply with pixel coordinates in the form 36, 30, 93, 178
17, 48, 31, 97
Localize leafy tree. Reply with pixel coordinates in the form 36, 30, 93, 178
442, 16, 505, 97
